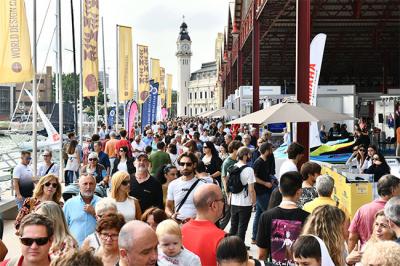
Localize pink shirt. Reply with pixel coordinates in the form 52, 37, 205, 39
348, 198, 386, 245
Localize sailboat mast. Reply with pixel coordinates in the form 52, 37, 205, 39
57, 0, 64, 177
102, 17, 108, 130
32, 0, 38, 177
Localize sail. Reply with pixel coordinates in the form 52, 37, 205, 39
309, 33, 327, 148
24, 89, 60, 143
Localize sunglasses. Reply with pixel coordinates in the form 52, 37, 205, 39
179, 162, 193, 167
44, 182, 57, 188
88, 158, 97, 161
43, 154, 50, 157
121, 180, 130, 186
373, 158, 380, 161
359, 149, 365, 151
119, 149, 126, 152
20, 237, 50, 246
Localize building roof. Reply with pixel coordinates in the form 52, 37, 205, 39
190, 61, 217, 81
179, 22, 191, 41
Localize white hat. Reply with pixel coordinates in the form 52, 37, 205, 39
88, 152, 98, 160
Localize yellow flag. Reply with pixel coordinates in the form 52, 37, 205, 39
82, 0, 99, 97
137, 44, 149, 104
167, 74, 173, 108
151, 58, 160, 83
118, 26, 133, 101
159, 67, 165, 107
0, 0, 33, 83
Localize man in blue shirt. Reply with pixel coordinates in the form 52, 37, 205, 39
63, 174, 100, 246
94, 141, 110, 175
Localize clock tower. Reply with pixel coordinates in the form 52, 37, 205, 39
176, 21, 192, 117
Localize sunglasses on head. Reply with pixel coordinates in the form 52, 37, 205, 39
88, 158, 97, 161
20, 237, 50, 246
44, 182, 57, 188
179, 162, 193, 167
121, 180, 130, 186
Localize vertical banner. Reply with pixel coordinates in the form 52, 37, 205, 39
125, 100, 132, 131
309, 33, 327, 148
149, 81, 159, 123
151, 58, 160, 83
128, 101, 138, 139
0, 0, 33, 83
82, 0, 99, 96
141, 97, 150, 133
159, 67, 166, 107
107, 107, 116, 129
166, 74, 173, 108
118, 26, 133, 101
137, 45, 149, 104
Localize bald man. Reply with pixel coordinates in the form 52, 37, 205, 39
181, 184, 226, 266
118, 220, 158, 266
64, 174, 100, 246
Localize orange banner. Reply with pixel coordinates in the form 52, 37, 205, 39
137, 44, 149, 104
166, 74, 173, 108
118, 26, 134, 101
159, 67, 165, 107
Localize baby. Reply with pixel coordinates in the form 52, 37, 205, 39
156, 219, 201, 266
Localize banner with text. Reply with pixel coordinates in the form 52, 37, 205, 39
82, 0, 99, 96
159, 67, 166, 107
151, 58, 160, 83
166, 74, 172, 108
137, 44, 149, 104
118, 26, 134, 101
149, 81, 159, 124
0, 0, 33, 83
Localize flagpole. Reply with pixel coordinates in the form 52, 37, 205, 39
95, 97, 98, 133
79, 0, 83, 145
102, 17, 108, 130
115, 25, 119, 130
57, 0, 64, 177
32, 0, 38, 177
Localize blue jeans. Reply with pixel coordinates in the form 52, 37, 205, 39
252, 191, 271, 241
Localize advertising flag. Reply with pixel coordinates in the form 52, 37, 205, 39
149, 81, 159, 123
309, 33, 327, 148
107, 107, 116, 129
151, 58, 160, 83
166, 74, 173, 108
128, 101, 138, 139
125, 100, 132, 131
0, 0, 33, 83
82, 0, 99, 96
118, 26, 134, 101
159, 67, 166, 107
137, 44, 149, 104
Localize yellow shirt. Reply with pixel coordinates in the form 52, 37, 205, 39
303, 196, 350, 218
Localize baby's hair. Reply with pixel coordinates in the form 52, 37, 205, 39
155, 219, 182, 238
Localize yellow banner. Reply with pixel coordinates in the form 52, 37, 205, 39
0, 0, 33, 83
137, 44, 149, 104
167, 74, 172, 108
118, 26, 133, 101
159, 67, 165, 107
151, 58, 160, 83
82, 0, 99, 97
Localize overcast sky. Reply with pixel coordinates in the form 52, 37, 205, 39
25, 0, 232, 103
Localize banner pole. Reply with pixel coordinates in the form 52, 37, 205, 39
115, 25, 119, 130
57, 0, 64, 178
79, 0, 83, 145
102, 17, 108, 129
32, 0, 38, 177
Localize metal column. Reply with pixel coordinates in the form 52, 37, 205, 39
252, 0, 260, 133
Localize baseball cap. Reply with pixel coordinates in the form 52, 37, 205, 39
88, 152, 99, 160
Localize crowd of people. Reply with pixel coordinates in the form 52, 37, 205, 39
3, 118, 400, 266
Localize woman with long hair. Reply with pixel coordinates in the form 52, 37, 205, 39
14, 174, 62, 232
364, 152, 391, 182
346, 144, 367, 173
35, 201, 78, 260
108, 171, 141, 222
155, 164, 178, 203
202, 141, 223, 185
111, 146, 135, 175
65, 139, 81, 185
94, 213, 126, 266
167, 143, 179, 167
302, 205, 347, 266
184, 140, 198, 154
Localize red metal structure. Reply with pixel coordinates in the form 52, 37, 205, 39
220, 0, 400, 157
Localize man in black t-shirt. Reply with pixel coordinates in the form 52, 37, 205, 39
251, 142, 275, 243
129, 153, 163, 212
256, 171, 309, 265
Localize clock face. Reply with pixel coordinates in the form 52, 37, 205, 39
182, 44, 190, 52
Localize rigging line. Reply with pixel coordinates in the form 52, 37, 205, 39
36, 0, 52, 44
24, 26, 57, 130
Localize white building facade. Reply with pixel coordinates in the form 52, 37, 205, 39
187, 62, 218, 116
176, 22, 192, 117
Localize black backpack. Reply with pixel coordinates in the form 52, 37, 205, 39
227, 165, 248, 194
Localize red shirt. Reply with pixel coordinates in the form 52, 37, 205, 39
115, 139, 132, 158
181, 220, 226, 266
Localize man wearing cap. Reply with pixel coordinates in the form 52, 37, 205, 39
129, 153, 163, 212
37, 149, 59, 178
13, 151, 34, 210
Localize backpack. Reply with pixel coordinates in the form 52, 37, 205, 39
227, 165, 248, 194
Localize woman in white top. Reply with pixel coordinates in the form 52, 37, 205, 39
346, 145, 367, 173
64, 140, 80, 185
109, 171, 142, 222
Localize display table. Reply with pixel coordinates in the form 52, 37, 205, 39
320, 162, 374, 219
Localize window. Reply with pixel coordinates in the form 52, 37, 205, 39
205, 92, 207, 99
189, 93, 192, 99
195, 92, 197, 99
185, 106, 187, 115
211, 91, 214, 98
200, 92, 203, 99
